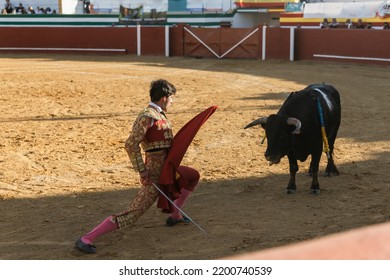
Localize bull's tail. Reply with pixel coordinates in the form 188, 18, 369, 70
316, 96, 331, 158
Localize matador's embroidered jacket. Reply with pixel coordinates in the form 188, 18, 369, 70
125, 106, 173, 173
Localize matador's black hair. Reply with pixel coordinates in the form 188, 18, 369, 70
150, 79, 176, 102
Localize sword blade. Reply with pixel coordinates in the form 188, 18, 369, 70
151, 182, 208, 235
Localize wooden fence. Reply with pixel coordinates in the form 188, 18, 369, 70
0, 24, 389, 65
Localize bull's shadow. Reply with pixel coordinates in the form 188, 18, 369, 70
240, 91, 290, 101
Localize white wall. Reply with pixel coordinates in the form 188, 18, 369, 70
186, 0, 234, 11
303, 1, 384, 19
232, 12, 280, 28
62, 0, 82, 14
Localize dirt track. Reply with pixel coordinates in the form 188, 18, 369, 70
0, 54, 389, 259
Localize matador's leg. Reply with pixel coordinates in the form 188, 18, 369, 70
77, 183, 159, 252
168, 166, 200, 221
114, 184, 159, 228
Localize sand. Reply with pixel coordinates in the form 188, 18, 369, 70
0, 54, 389, 259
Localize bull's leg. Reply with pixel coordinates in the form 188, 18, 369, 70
325, 135, 339, 176
287, 154, 298, 194
309, 153, 321, 194
308, 161, 315, 177
325, 154, 339, 176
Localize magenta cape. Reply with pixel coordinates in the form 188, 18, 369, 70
157, 106, 218, 212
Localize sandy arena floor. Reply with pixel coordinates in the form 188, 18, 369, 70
0, 54, 389, 259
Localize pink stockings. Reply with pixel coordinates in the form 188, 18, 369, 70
81, 216, 118, 245
80, 165, 199, 244
170, 188, 192, 220
170, 166, 200, 220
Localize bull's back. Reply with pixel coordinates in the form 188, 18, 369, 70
308, 84, 341, 143
278, 83, 341, 138
307, 83, 341, 109
278, 86, 320, 116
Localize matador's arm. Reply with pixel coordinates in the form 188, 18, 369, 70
124, 114, 152, 173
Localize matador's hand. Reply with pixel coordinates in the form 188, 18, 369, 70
139, 170, 150, 186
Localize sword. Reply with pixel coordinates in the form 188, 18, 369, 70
151, 182, 208, 235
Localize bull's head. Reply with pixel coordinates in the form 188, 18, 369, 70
245, 115, 301, 165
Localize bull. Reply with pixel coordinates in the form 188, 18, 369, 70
244, 83, 341, 194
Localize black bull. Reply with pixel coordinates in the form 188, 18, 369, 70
245, 83, 341, 194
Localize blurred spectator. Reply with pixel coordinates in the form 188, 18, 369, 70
84, 0, 91, 14
345, 19, 353, 29
89, 4, 97, 14
4, 0, 13, 13
36, 6, 48, 14
320, 18, 329, 29
15, 2, 25, 14
365, 23, 372, 29
354, 18, 365, 29
27, 6, 34, 14
37, 7, 46, 14
1, 8, 7, 14
383, 22, 389, 30
329, 18, 339, 28
52, 9, 56, 14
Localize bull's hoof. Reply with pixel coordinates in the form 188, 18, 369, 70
286, 189, 296, 194
310, 189, 320, 195
324, 171, 340, 177
325, 165, 340, 176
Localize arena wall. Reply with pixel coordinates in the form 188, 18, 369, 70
294, 28, 390, 65
0, 24, 389, 65
265, 27, 290, 61
0, 26, 166, 55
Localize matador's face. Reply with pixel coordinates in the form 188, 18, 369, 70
161, 95, 174, 112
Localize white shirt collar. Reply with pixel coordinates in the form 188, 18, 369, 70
149, 102, 163, 113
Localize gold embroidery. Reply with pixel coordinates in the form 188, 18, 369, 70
124, 107, 173, 173
115, 150, 166, 228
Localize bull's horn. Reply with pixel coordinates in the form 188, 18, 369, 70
287, 117, 301, 134
244, 117, 268, 129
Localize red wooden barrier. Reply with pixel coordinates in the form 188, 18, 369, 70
266, 27, 290, 60
0, 25, 389, 65
0, 27, 136, 54
295, 28, 390, 65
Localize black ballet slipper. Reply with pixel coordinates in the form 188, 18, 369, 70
75, 238, 96, 254
165, 216, 190, 227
